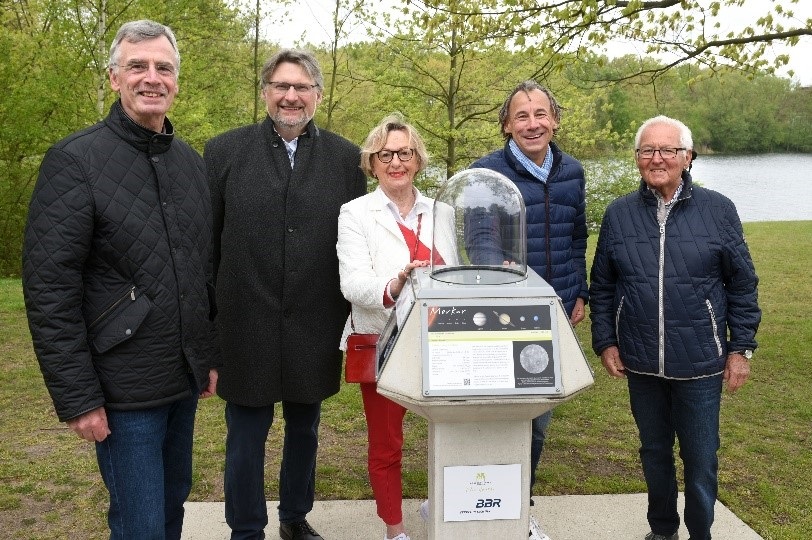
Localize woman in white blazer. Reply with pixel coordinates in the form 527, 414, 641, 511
337, 114, 454, 540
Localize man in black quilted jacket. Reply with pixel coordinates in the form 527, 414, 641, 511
22, 19, 219, 540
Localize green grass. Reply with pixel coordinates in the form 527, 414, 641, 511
1, 221, 810, 538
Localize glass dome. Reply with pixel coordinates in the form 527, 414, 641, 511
430, 168, 527, 285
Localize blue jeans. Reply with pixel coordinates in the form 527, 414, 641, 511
96, 391, 199, 540
224, 401, 321, 540
530, 410, 552, 495
627, 371, 722, 540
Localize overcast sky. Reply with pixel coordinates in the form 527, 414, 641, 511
265, 0, 812, 86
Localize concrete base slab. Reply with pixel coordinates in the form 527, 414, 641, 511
182, 494, 763, 539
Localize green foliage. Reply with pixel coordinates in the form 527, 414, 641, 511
583, 157, 640, 232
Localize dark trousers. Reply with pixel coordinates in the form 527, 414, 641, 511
224, 400, 322, 540
530, 409, 553, 494
627, 371, 722, 540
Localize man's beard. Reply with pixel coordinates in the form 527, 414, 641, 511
270, 109, 313, 131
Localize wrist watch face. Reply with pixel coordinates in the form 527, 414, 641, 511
743, 349, 753, 359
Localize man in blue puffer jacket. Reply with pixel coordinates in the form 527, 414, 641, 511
470, 80, 588, 540
590, 115, 760, 540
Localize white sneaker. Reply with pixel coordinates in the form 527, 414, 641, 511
529, 515, 552, 540
419, 499, 429, 521
385, 534, 410, 540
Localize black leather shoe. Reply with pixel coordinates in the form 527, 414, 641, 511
279, 520, 323, 540
644, 532, 679, 540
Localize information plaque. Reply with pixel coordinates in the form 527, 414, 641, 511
421, 299, 562, 397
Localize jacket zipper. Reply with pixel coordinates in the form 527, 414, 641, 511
654, 184, 691, 376
705, 299, 723, 357
88, 286, 136, 330
614, 295, 625, 341
544, 181, 552, 282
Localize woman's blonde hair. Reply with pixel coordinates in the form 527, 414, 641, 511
360, 113, 429, 178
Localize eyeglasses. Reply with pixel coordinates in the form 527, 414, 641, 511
113, 61, 177, 77
266, 82, 318, 95
636, 147, 686, 159
375, 148, 415, 163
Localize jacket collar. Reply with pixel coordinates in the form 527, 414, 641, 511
262, 117, 320, 141
370, 187, 432, 240
639, 169, 694, 205
104, 100, 174, 155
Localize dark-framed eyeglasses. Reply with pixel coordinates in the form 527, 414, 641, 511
636, 147, 686, 159
266, 82, 318, 95
375, 148, 415, 163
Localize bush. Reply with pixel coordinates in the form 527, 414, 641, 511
584, 158, 640, 232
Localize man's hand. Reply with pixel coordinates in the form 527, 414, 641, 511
724, 353, 750, 393
569, 298, 586, 326
600, 345, 626, 378
200, 368, 218, 398
66, 407, 111, 442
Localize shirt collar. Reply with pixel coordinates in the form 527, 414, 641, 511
375, 186, 431, 226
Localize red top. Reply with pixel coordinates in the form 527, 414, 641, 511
383, 215, 446, 306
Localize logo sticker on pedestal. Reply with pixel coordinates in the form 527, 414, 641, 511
443, 464, 521, 521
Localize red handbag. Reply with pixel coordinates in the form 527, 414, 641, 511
345, 332, 378, 383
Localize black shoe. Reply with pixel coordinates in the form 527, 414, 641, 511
644, 532, 679, 540
279, 519, 324, 540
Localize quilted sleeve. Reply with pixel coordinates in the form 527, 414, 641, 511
22, 147, 104, 422
572, 171, 589, 302
589, 205, 619, 355
720, 200, 761, 352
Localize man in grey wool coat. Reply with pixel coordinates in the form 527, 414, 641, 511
204, 49, 366, 540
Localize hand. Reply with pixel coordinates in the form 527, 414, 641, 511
600, 346, 626, 378
391, 259, 429, 298
200, 368, 218, 399
569, 298, 585, 326
66, 407, 111, 442
724, 353, 750, 393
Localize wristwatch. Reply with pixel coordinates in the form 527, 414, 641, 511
730, 349, 753, 359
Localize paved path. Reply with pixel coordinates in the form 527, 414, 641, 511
182, 493, 763, 539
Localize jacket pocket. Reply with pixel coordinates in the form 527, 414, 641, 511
88, 286, 152, 354
705, 299, 723, 357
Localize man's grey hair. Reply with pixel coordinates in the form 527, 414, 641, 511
635, 115, 694, 150
498, 80, 563, 140
108, 20, 180, 74
260, 49, 324, 90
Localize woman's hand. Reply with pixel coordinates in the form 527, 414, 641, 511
389, 259, 429, 298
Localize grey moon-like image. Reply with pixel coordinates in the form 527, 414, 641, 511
472, 312, 487, 326
519, 344, 549, 374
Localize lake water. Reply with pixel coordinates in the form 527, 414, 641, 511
689, 153, 812, 222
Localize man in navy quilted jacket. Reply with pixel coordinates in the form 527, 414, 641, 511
22, 20, 219, 540
469, 80, 588, 540
590, 115, 760, 540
